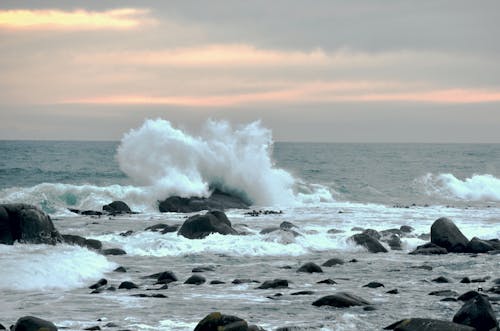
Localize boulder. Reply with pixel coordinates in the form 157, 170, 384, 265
185, 275, 206, 285
11, 316, 58, 331
362, 229, 381, 240
322, 258, 345, 267
102, 201, 132, 215
159, 189, 250, 213
453, 294, 498, 331
363, 282, 384, 288
0, 204, 62, 245
297, 262, 323, 273
312, 292, 370, 308
400, 225, 414, 233
409, 242, 447, 255
349, 233, 388, 253
62, 234, 102, 250
194, 312, 248, 331
118, 281, 138, 289
457, 290, 484, 302
178, 211, 238, 239
144, 271, 178, 284
256, 279, 289, 289
384, 318, 475, 331
432, 276, 452, 283
466, 237, 495, 253
430, 217, 469, 253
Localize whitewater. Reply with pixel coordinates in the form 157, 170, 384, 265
0, 119, 499, 330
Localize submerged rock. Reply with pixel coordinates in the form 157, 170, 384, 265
159, 189, 250, 213
178, 210, 238, 239
384, 318, 475, 331
0, 204, 62, 245
430, 217, 469, 253
349, 233, 388, 253
144, 223, 179, 234
363, 281, 384, 288
185, 275, 206, 285
257, 279, 289, 289
312, 292, 370, 308
193, 312, 248, 331
101, 248, 127, 255
409, 242, 448, 255
144, 270, 178, 284
11, 316, 58, 331
297, 262, 323, 273
322, 258, 345, 267
453, 295, 498, 331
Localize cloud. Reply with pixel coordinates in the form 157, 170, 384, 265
0, 8, 153, 30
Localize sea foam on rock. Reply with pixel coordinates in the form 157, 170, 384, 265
0, 204, 61, 245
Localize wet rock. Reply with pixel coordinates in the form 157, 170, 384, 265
430, 217, 469, 253
317, 279, 337, 285
460, 277, 471, 284
11, 316, 58, 331
429, 290, 458, 297
104, 322, 119, 327
119, 281, 138, 289
322, 258, 344, 267
185, 275, 206, 285
131, 293, 167, 298
193, 312, 248, 331
62, 234, 103, 250
178, 211, 238, 239
362, 229, 381, 240
210, 280, 226, 285
466, 237, 495, 253
145, 271, 178, 284
441, 297, 458, 302
290, 290, 314, 295
0, 204, 62, 245
410, 265, 433, 271
145, 223, 179, 234
400, 225, 414, 233
256, 279, 289, 289
0, 323, 5, 330
327, 228, 344, 234
89, 278, 107, 289
386, 234, 403, 250
259, 227, 280, 234
453, 295, 498, 331
432, 276, 452, 283
363, 281, 384, 288
279, 221, 296, 230
119, 230, 134, 237
159, 189, 249, 213
350, 233, 388, 253
232, 279, 259, 284
102, 201, 132, 215
101, 248, 127, 255
84, 326, 101, 330
384, 318, 475, 331
386, 289, 399, 294
192, 266, 215, 273
312, 292, 370, 308
380, 228, 404, 237
409, 242, 448, 255
114, 266, 127, 273
297, 262, 323, 273
458, 290, 485, 302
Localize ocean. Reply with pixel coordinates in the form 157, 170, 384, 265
0, 119, 499, 330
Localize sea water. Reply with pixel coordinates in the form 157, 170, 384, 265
0, 119, 499, 330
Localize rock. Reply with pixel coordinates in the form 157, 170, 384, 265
430, 217, 469, 253
312, 292, 370, 308
410, 265, 433, 271
89, 278, 108, 289
118, 281, 138, 289
259, 227, 280, 235
193, 312, 248, 331
381, 228, 404, 237
257, 279, 289, 289
178, 211, 238, 239
460, 277, 471, 284
487, 239, 500, 250
386, 289, 399, 294
466, 237, 495, 253
453, 295, 498, 331
386, 234, 403, 250
144, 271, 178, 284
363, 282, 384, 288
101, 248, 126, 255
362, 229, 381, 239
279, 221, 296, 230
102, 201, 132, 215
185, 275, 206, 285
62, 234, 102, 250
84, 326, 101, 330
0, 204, 62, 245
232, 279, 259, 284
0, 323, 5, 330
409, 242, 448, 255
327, 228, 344, 234
145, 223, 179, 234
114, 266, 127, 273
159, 189, 250, 213
400, 225, 414, 233
322, 258, 345, 267
290, 290, 314, 295
384, 318, 475, 331
458, 291, 484, 302
429, 290, 458, 297
11, 316, 58, 331
119, 230, 134, 237
432, 276, 452, 283
192, 266, 215, 273
350, 233, 388, 253
297, 262, 323, 273
317, 279, 337, 285
210, 280, 226, 285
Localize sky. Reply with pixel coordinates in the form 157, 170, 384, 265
1, 0, 500, 142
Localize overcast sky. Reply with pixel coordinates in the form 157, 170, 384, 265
1, 0, 500, 142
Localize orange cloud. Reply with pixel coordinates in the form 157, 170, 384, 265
0, 8, 152, 30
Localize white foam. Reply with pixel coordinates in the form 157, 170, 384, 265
0, 244, 116, 291
420, 173, 500, 202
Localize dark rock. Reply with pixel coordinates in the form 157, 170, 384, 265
106, 286, 116, 291
429, 290, 458, 296
351, 227, 364, 231
466, 237, 495, 253
453, 295, 498, 331
441, 297, 458, 302
327, 228, 344, 234
104, 323, 119, 327
118, 281, 138, 289
350, 233, 388, 253
386, 289, 399, 294
384, 318, 475, 331
103, 201, 132, 215
114, 266, 127, 273
493, 278, 500, 285
210, 280, 226, 285
0, 204, 62, 245
458, 290, 484, 302
259, 227, 279, 234
297, 262, 323, 273
386, 234, 403, 250
146, 271, 178, 284
256, 279, 288, 289
487, 239, 500, 250
11, 316, 58, 331
317, 279, 337, 285
62, 234, 103, 250
192, 266, 215, 273
81, 210, 103, 216
89, 278, 107, 289
400, 225, 414, 233
431, 217, 469, 253
232, 279, 259, 284
363, 281, 384, 288
410, 242, 448, 255
84, 326, 101, 331
145, 223, 179, 233
185, 275, 206, 285
279, 221, 296, 230
312, 292, 370, 308
101, 248, 126, 255
322, 258, 345, 267
381, 228, 404, 237
362, 229, 381, 240
410, 265, 433, 271
159, 189, 250, 213
193, 312, 248, 331
432, 276, 452, 283
119, 230, 134, 237
178, 211, 238, 239
291, 290, 314, 295
471, 277, 488, 283
460, 277, 471, 284
0, 323, 4, 330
